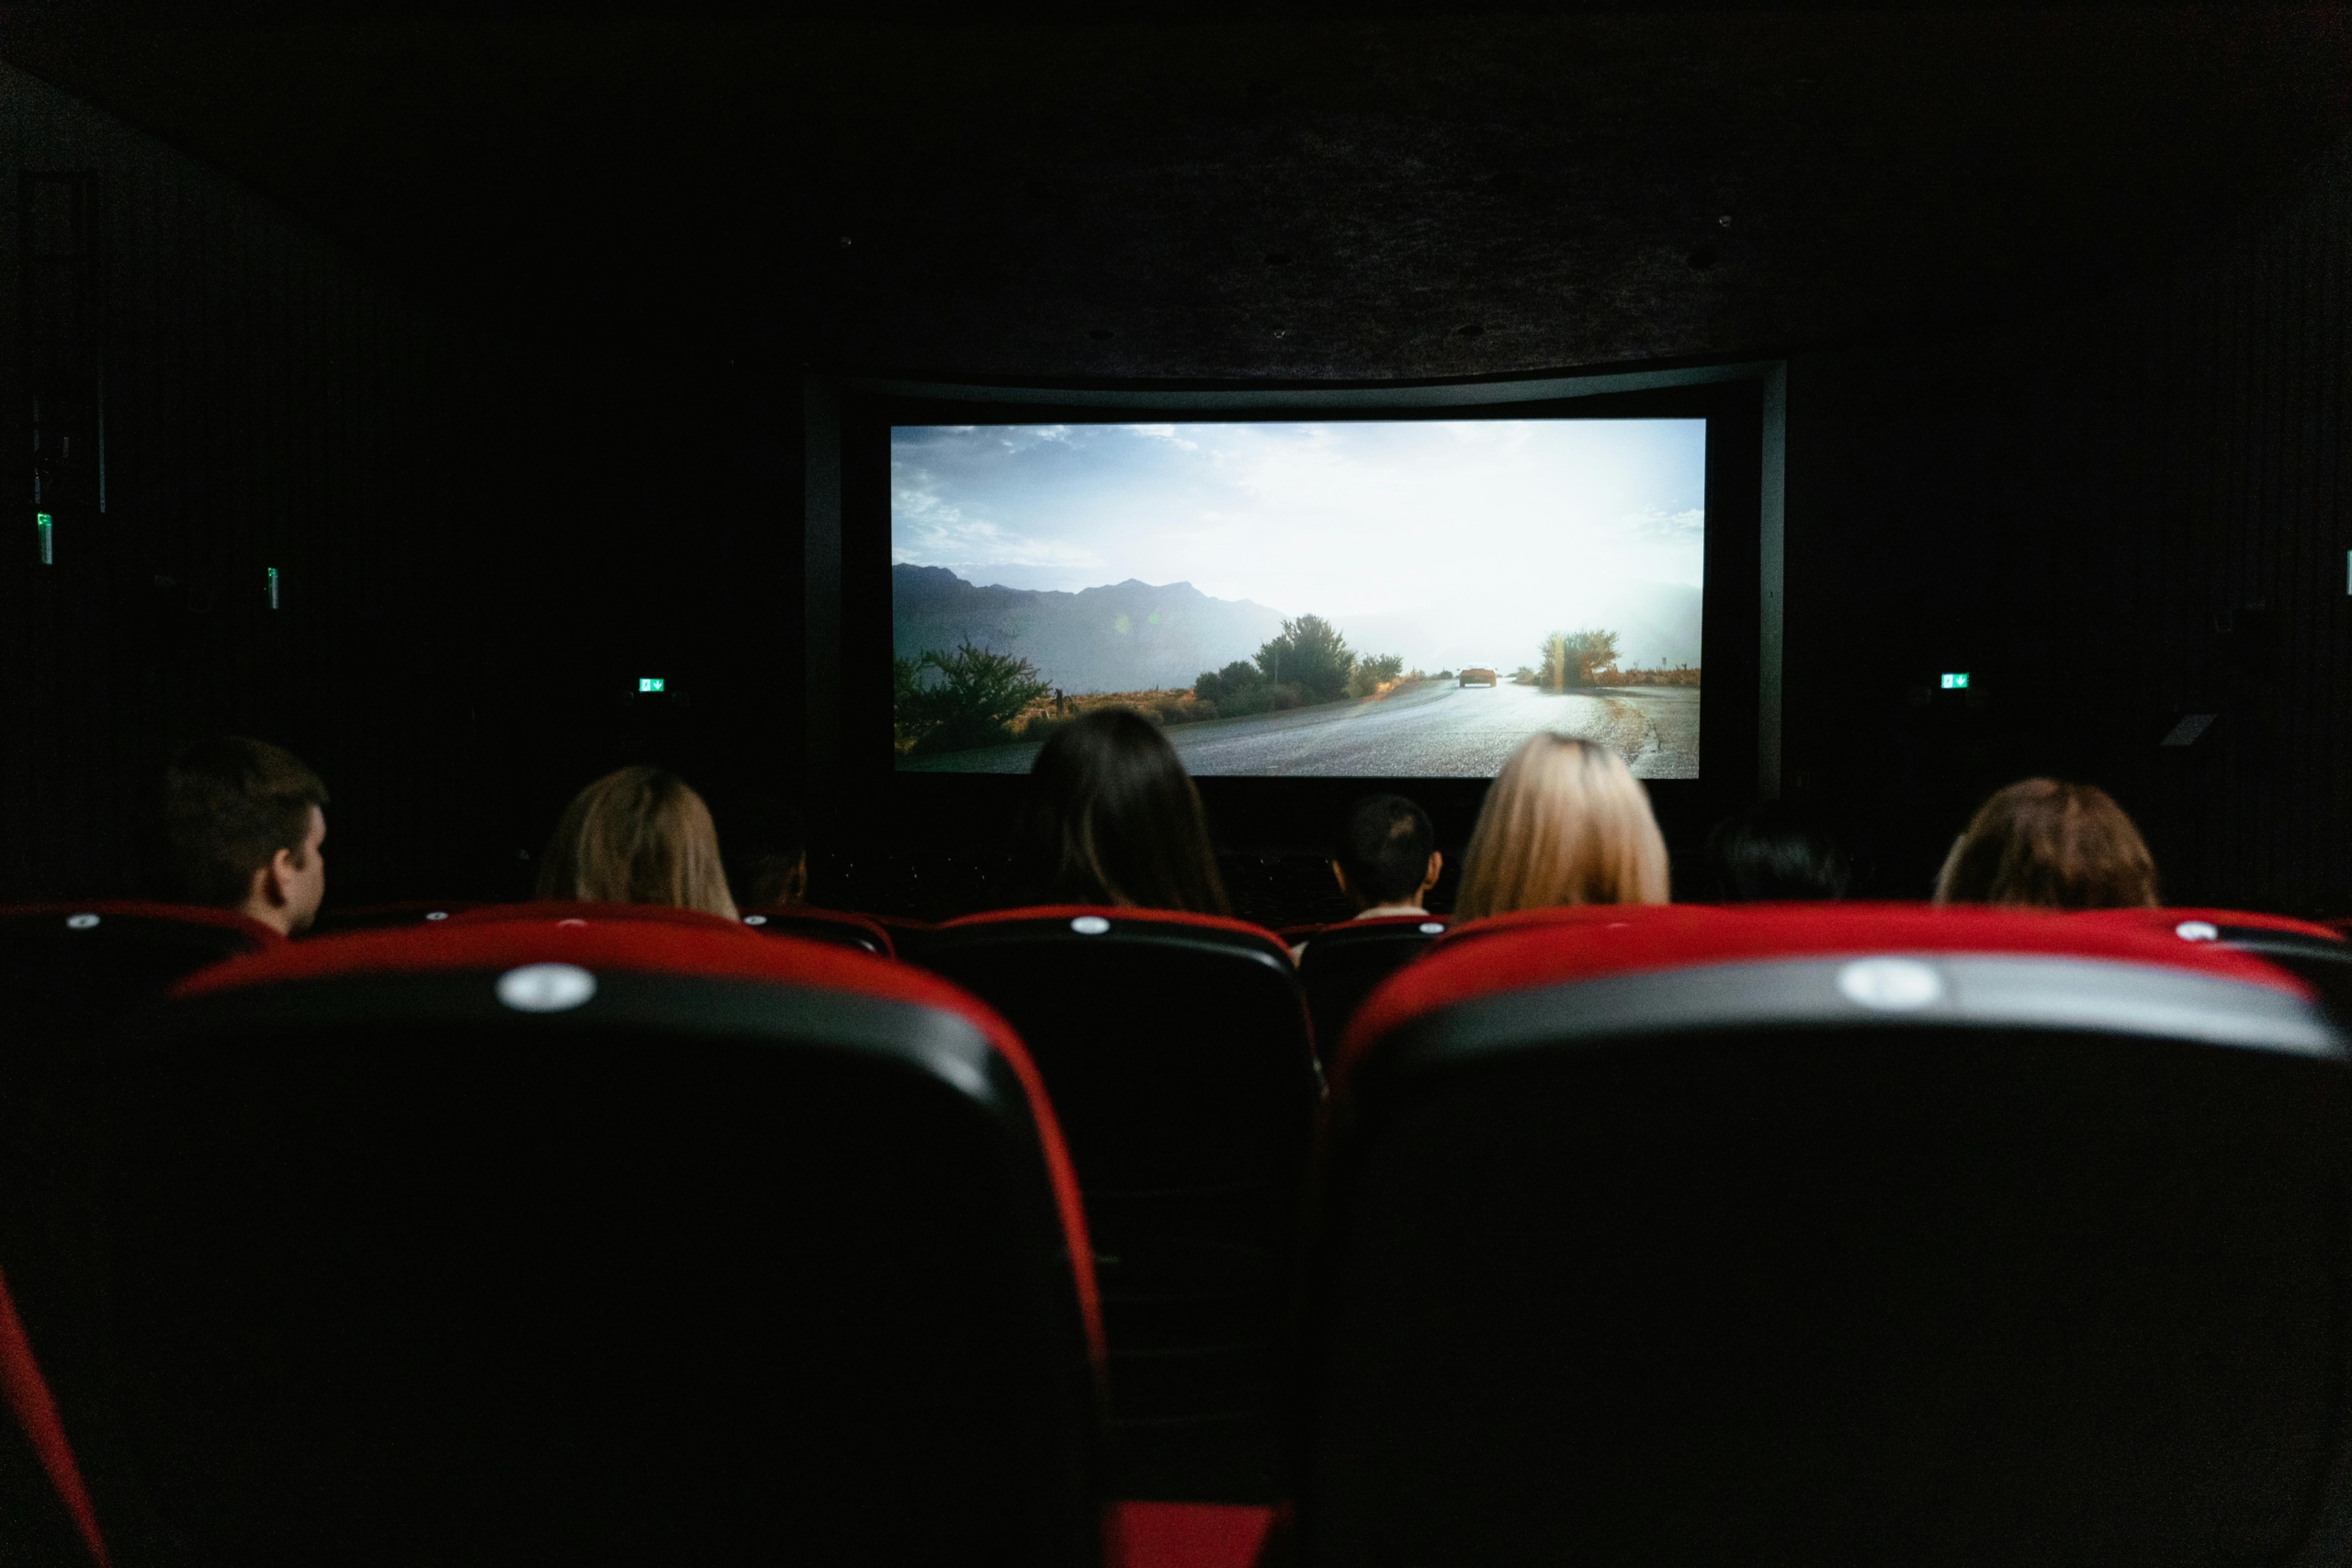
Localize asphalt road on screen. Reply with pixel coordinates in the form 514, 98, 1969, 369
903, 679, 1700, 778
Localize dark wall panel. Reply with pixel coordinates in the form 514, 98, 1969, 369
0, 62, 610, 903
1785, 136, 2352, 912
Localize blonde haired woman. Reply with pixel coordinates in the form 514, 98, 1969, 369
1454, 735, 1670, 917
537, 765, 739, 919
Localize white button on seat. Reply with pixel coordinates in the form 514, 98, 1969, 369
1070, 915, 1112, 935
497, 964, 597, 1013
1837, 957, 1944, 1012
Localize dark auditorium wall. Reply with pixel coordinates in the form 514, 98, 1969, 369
0, 63, 801, 904
1783, 136, 2352, 913
0, 62, 519, 900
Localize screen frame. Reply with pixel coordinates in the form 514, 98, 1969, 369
812, 361, 1785, 865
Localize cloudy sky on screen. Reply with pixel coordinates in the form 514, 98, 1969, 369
891, 419, 1705, 670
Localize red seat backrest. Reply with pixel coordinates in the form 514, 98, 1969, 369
924, 906, 1315, 1504
739, 904, 896, 958
22, 915, 1106, 1568
1306, 903, 2348, 1568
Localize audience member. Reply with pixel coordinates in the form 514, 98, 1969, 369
1333, 794, 1442, 919
164, 736, 331, 937
1287, 793, 1444, 961
1706, 801, 1851, 901
537, 765, 738, 919
1454, 735, 1669, 918
1012, 707, 1229, 913
1934, 777, 2158, 909
718, 792, 809, 908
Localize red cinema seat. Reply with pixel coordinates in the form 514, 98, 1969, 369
0, 904, 277, 1496
922, 908, 1318, 1504
740, 905, 896, 957
870, 913, 940, 963
1303, 904, 2352, 1568
0, 905, 275, 1043
51, 913, 1105, 1567
1292, 916, 1449, 1066
303, 900, 473, 934
2077, 907, 2352, 1021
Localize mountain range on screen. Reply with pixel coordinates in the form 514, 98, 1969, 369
893, 564, 1704, 693
894, 566, 1286, 693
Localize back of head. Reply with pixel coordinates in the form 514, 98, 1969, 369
1337, 794, 1436, 908
1455, 735, 1668, 918
717, 792, 809, 908
1935, 777, 2158, 910
164, 736, 330, 908
1014, 708, 1228, 914
537, 766, 738, 919
1707, 801, 1851, 902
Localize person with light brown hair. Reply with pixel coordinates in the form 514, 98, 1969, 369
1454, 734, 1670, 918
537, 766, 739, 919
1933, 777, 2158, 909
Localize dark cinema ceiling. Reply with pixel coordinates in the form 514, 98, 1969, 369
5, 2, 2350, 378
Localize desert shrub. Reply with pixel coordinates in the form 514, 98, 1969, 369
1348, 651, 1407, 699
1614, 665, 1702, 687
899, 642, 1053, 756
1016, 711, 1076, 745
892, 656, 929, 753
1435, 670, 1455, 681
1195, 659, 1262, 706
1187, 697, 1218, 721
1263, 682, 1307, 711
1256, 614, 1355, 703
1511, 666, 1538, 685
1539, 627, 1622, 689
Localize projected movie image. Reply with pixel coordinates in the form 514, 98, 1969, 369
892, 419, 1704, 778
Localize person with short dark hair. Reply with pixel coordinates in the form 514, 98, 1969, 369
1706, 801, 1850, 901
537, 766, 738, 919
1333, 794, 1442, 919
1934, 777, 2159, 909
718, 792, 809, 908
164, 735, 331, 937
1012, 708, 1228, 914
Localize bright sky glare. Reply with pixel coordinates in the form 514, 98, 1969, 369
892, 419, 1706, 671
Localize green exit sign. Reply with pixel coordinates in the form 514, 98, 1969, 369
1940, 672, 1970, 690
639, 677, 665, 694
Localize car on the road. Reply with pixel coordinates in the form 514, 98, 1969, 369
1458, 667, 1498, 687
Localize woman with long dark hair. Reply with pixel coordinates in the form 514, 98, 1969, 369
1013, 708, 1229, 914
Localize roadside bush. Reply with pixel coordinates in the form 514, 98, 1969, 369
898, 642, 1053, 756
1195, 659, 1263, 707
1539, 627, 1623, 689
1614, 665, 1702, 687
1256, 614, 1355, 704
1347, 651, 1406, 699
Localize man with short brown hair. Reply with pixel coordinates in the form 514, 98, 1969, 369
164, 736, 330, 936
